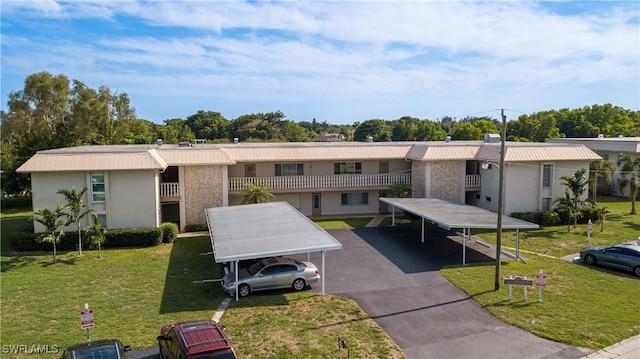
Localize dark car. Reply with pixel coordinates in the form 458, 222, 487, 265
157, 320, 237, 359
61, 339, 131, 359
580, 243, 640, 277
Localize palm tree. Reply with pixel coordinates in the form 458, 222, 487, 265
57, 186, 93, 256
617, 155, 640, 214
86, 214, 107, 259
33, 205, 66, 262
553, 191, 576, 232
556, 168, 592, 229
242, 183, 274, 204
388, 182, 412, 198
589, 160, 615, 205
597, 207, 609, 232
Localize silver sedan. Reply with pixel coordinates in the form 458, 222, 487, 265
580, 244, 640, 277
222, 257, 320, 297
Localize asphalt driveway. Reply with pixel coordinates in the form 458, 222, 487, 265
307, 224, 591, 359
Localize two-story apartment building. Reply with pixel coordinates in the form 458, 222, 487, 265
547, 136, 640, 197
17, 138, 601, 232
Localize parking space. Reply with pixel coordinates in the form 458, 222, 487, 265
303, 225, 588, 359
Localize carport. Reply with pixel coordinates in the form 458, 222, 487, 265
380, 198, 539, 264
205, 201, 342, 301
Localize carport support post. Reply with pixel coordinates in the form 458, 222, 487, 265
235, 261, 239, 302
321, 251, 326, 294
421, 218, 425, 243
391, 207, 396, 226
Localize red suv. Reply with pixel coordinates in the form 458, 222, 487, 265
157, 320, 237, 359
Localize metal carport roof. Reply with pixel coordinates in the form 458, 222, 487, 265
205, 201, 342, 300
380, 198, 539, 264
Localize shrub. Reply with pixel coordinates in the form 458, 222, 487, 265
185, 224, 209, 232
105, 227, 163, 248
1, 195, 32, 209
541, 211, 561, 226
510, 211, 543, 225
10, 227, 163, 251
160, 222, 179, 243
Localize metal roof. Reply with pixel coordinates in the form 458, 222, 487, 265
17, 150, 167, 172
205, 201, 342, 263
156, 148, 235, 165
547, 137, 640, 155
220, 143, 412, 162
380, 198, 539, 230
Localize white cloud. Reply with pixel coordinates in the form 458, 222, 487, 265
1, 0, 638, 123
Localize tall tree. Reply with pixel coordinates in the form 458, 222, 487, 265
33, 205, 66, 262
57, 186, 93, 256
617, 155, 640, 214
589, 160, 616, 205
185, 110, 230, 140
555, 168, 592, 229
353, 119, 392, 142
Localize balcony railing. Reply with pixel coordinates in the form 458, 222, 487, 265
465, 174, 481, 188
229, 173, 412, 192
160, 182, 180, 197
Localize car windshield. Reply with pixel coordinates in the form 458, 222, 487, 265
247, 261, 266, 275
72, 345, 120, 359
194, 351, 237, 359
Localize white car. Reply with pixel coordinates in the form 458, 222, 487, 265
222, 257, 320, 297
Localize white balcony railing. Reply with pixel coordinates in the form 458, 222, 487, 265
229, 173, 412, 192
160, 182, 180, 197
465, 174, 481, 188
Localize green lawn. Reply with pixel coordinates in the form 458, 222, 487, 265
440, 197, 640, 349
0, 211, 404, 359
2, 197, 638, 356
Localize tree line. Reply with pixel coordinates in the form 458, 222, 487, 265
2, 71, 639, 195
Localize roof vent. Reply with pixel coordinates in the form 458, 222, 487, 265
445, 136, 451, 143
178, 142, 191, 147
483, 134, 500, 143
368, 136, 373, 143
598, 134, 604, 139
233, 138, 239, 144
156, 139, 163, 146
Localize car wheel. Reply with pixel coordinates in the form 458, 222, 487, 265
584, 254, 597, 265
292, 278, 306, 291
634, 266, 640, 277
238, 284, 251, 297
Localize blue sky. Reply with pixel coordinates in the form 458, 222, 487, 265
1, 1, 639, 125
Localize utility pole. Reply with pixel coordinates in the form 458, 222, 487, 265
494, 109, 507, 290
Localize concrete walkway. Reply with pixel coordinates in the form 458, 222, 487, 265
581, 335, 640, 359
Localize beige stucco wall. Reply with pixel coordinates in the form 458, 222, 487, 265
108, 170, 159, 229
31, 170, 159, 232
183, 165, 226, 226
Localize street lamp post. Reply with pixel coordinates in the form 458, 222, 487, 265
494, 109, 507, 291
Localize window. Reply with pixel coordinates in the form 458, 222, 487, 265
542, 164, 552, 188
334, 162, 362, 174
275, 163, 303, 176
92, 174, 105, 202
95, 213, 107, 228
541, 198, 551, 212
486, 196, 492, 202
341, 192, 369, 205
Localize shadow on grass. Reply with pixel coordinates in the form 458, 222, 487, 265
158, 236, 227, 314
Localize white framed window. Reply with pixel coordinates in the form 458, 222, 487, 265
94, 212, 107, 228
542, 164, 553, 188
541, 198, 551, 212
275, 163, 303, 176
334, 162, 362, 174
341, 192, 369, 205
91, 174, 105, 202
